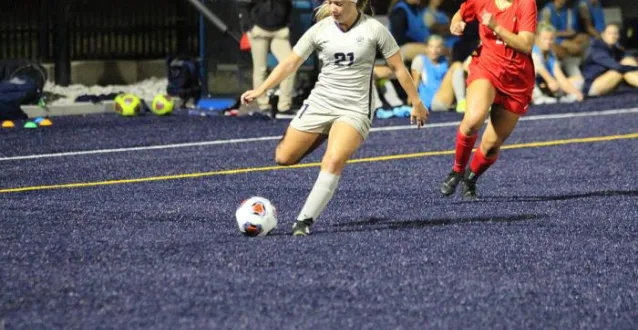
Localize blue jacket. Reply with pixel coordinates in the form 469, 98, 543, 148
391, 1, 429, 44
582, 39, 638, 86
417, 55, 449, 108
578, 0, 605, 33
539, 3, 578, 32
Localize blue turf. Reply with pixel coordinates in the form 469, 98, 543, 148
1, 92, 637, 329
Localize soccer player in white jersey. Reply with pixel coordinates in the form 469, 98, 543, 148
241, 0, 429, 236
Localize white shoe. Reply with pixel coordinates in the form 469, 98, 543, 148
559, 94, 578, 103
533, 96, 558, 105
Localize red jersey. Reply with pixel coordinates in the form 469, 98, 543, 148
460, 0, 537, 113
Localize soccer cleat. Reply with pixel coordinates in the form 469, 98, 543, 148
440, 170, 464, 196
462, 172, 478, 200
292, 218, 313, 236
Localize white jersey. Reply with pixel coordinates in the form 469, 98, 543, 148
293, 14, 400, 117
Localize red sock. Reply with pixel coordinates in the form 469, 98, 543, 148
453, 129, 478, 173
469, 147, 498, 177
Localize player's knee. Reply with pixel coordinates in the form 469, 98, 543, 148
480, 138, 503, 157
274, 151, 299, 166
460, 118, 482, 135
480, 140, 501, 158
321, 154, 347, 174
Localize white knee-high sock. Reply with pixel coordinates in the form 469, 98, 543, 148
296, 171, 341, 222
452, 66, 466, 101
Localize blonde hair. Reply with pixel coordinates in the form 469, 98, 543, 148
426, 34, 443, 44
536, 22, 556, 35
314, 0, 372, 21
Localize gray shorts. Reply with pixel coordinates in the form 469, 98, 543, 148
289, 102, 373, 140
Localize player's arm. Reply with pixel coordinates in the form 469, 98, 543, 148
450, 10, 467, 36
486, 18, 535, 54
451, 0, 476, 35
241, 53, 304, 104
259, 54, 303, 93
242, 23, 316, 104
410, 69, 421, 89
553, 63, 583, 100
483, 0, 536, 54
387, 52, 421, 108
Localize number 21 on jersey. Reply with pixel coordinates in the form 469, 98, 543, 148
334, 52, 355, 67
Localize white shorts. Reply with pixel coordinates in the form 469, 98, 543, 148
289, 102, 373, 140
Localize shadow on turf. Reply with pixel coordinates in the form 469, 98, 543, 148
329, 213, 544, 233
468, 190, 638, 203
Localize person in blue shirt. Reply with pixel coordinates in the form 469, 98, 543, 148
531, 23, 584, 104
581, 23, 638, 97
576, 0, 605, 39
539, 0, 590, 58
388, 0, 429, 61
410, 35, 466, 112
423, 0, 459, 51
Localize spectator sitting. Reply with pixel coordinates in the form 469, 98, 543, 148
532, 23, 585, 104
581, 23, 638, 97
539, 0, 590, 58
576, 0, 605, 39
388, 0, 429, 61
423, 0, 459, 51
410, 35, 467, 112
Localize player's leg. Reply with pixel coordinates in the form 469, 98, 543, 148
440, 78, 496, 196
462, 104, 520, 199
620, 57, 638, 87
588, 70, 624, 96
292, 120, 366, 236
275, 126, 327, 166
271, 27, 295, 112
247, 26, 273, 111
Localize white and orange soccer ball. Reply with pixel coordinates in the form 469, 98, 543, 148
235, 196, 278, 237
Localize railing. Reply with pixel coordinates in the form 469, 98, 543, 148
0, 0, 199, 61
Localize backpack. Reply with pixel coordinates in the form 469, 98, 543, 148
166, 55, 201, 107
0, 60, 48, 120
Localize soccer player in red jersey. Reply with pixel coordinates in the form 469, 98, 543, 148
440, 0, 537, 199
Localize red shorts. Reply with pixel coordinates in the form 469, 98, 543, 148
467, 61, 533, 116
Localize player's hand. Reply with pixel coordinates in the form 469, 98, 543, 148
410, 101, 429, 128
547, 80, 559, 93
450, 21, 466, 36
240, 89, 263, 105
575, 92, 584, 102
481, 11, 497, 30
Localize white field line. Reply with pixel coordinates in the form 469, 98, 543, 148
1, 107, 637, 162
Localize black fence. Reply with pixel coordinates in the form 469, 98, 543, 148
0, 0, 200, 62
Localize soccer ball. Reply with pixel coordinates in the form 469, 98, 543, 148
235, 197, 278, 237
151, 94, 175, 116
114, 94, 142, 117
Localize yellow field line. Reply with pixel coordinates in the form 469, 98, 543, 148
1, 133, 636, 194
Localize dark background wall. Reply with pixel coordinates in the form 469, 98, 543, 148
1, 0, 635, 62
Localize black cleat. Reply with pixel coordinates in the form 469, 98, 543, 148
440, 170, 464, 196
292, 218, 313, 236
462, 172, 478, 200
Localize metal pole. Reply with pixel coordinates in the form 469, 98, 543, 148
184, 0, 240, 43
199, 0, 208, 96
53, 0, 72, 86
